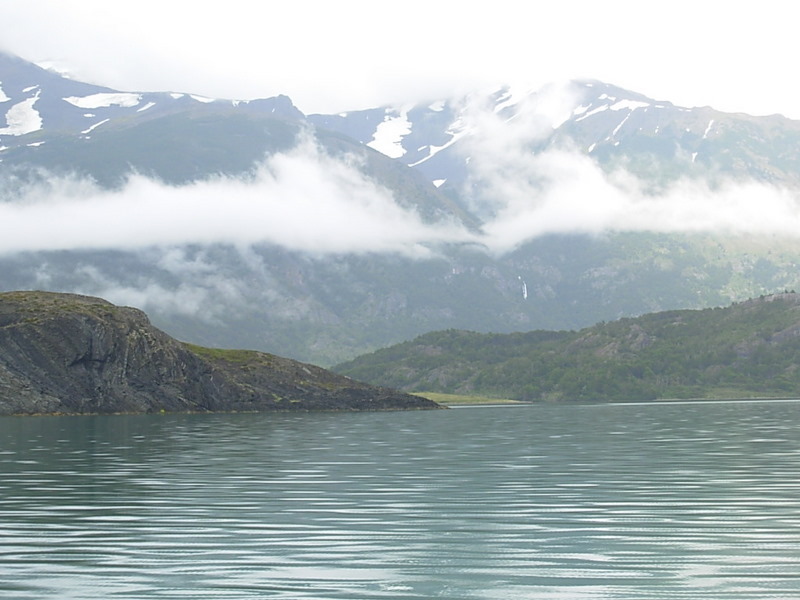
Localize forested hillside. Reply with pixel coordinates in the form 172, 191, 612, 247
334, 293, 800, 402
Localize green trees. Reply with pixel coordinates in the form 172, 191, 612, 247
335, 294, 800, 402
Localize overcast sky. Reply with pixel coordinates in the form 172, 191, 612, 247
0, 0, 797, 117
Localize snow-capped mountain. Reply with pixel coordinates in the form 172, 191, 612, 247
0, 51, 466, 224
311, 80, 800, 193
0, 51, 302, 147
0, 51, 317, 190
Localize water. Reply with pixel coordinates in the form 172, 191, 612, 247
1, 400, 799, 599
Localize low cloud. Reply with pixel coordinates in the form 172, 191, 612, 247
0, 135, 471, 257
455, 85, 800, 254
2, 122, 800, 263
474, 150, 800, 254
23, 255, 252, 322
457, 82, 582, 220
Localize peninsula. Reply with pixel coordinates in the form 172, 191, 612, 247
0, 291, 438, 415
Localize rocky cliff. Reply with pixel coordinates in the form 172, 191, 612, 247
0, 291, 438, 415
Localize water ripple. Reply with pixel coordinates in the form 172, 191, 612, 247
1, 401, 799, 598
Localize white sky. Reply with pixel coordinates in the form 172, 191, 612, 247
0, 0, 797, 118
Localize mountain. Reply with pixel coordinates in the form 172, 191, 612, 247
0, 52, 301, 184
0, 51, 304, 139
310, 80, 800, 195
0, 51, 466, 223
334, 293, 800, 402
0, 291, 439, 415
4, 52, 800, 367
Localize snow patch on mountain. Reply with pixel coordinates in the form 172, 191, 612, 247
409, 127, 469, 167
81, 118, 110, 135
572, 104, 591, 117
408, 113, 472, 168
494, 87, 529, 113
610, 99, 650, 111
368, 108, 412, 159
612, 113, 631, 136
0, 92, 42, 136
575, 104, 609, 122
0, 83, 9, 103
64, 92, 142, 109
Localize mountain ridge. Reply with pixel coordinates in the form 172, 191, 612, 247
310, 80, 800, 194
0, 51, 304, 139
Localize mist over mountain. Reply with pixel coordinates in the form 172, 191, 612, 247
311, 81, 800, 248
3, 52, 800, 365
312, 80, 800, 187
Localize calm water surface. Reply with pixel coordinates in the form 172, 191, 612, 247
1, 400, 799, 599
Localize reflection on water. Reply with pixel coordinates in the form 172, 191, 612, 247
1, 400, 799, 599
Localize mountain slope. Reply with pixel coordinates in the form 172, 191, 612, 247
0, 291, 438, 415
334, 293, 800, 402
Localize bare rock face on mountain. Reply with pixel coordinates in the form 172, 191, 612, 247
0, 291, 438, 415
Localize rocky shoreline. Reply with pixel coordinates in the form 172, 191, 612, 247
0, 291, 440, 415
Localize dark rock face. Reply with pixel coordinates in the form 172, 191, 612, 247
0, 291, 439, 415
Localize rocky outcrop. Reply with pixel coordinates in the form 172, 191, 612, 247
0, 291, 439, 415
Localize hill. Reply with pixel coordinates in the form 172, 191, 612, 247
0, 291, 438, 415
333, 293, 800, 402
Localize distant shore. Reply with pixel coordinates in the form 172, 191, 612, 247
415, 392, 800, 407
413, 392, 527, 406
